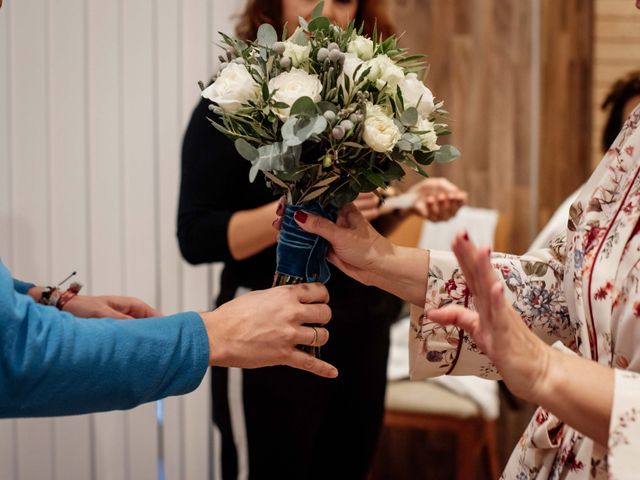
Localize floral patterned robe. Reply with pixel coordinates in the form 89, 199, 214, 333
410, 105, 640, 479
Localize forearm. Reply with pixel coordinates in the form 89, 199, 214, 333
1, 298, 208, 417
369, 244, 430, 306
228, 201, 279, 261
534, 347, 613, 447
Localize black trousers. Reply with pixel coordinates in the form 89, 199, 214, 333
211, 301, 394, 480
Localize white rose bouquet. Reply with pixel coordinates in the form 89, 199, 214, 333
201, 3, 458, 348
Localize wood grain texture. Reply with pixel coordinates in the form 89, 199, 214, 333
592, 0, 640, 167
391, 0, 593, 253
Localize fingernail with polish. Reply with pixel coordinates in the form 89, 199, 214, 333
462, 231, 469, 241
294, 211, 308, 223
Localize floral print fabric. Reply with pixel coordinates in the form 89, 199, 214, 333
409, 105, 640, 479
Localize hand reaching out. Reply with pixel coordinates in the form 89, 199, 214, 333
426, 231, 551, 401
407, 178, 467, 221
62, 295, 161, 319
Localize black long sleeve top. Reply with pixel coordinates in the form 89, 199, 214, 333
178, 98, 402, 320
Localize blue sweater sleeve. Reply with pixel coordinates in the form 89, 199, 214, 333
0, 262, 209, 418
12, 278, 34, 295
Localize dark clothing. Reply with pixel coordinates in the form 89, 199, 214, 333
178, 98, 403, 480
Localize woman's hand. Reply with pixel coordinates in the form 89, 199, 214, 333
293, 203, 393, 286
407, 178, 467, 221
426, 231, 552, 401
201, 283, 337, 378
427, 232, 615, 446
62, 295, 161, 319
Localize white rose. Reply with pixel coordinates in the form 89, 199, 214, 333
338, 53, 365, 91
415, 116, 440, 151
364, 54, 405, 91
347, 35, 374, 60
363, 103, 402, 153
283, 39, 311, 67
399, 73, 435, 117
269, 68, 323, 121
201, 63, 260, 113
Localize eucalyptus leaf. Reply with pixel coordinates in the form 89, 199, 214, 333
235, 138, 259, 162
248, 142, 287, 182
363, 171, 387, 189
311, 1, 325, 19
290, 96, 318, 116
318, 101, 338, 114
434, 145, 461, 164
414, 150, 436, 165
396, 139, 413, 152
282, 115, 328, 147
297, 16, 309, 32
308, 16, 330, 32
257, 24, 277, 47
400, 107, 419, 127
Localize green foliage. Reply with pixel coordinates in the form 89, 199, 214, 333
201, 1, 457, 208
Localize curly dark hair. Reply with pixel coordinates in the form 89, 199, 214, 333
601, 71, 640, 153
234, 0, 395, 42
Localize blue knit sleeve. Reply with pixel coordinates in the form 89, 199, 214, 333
0, 261, 209, 417
12, 278, 34, 295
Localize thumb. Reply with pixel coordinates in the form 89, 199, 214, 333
427, 305, 479, 332
294, 210, 338, 244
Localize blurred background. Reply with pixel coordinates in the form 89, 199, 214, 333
1, 0, 639, 478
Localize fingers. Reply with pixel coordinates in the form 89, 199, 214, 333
296, 303, 332, 326
293, 210, 339, 243
427, 305, 479, 333
102, 306, 134, 320
297, 325, 330, 347
353, 192, 380, 211
289, 282, 330, 305
286, 350, 339, 378
451, 230, 481, 296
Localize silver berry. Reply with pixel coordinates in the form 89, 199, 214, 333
323, 110, 337, 123
340, 119, 354, 131
332, 126, 345, 140
317, 47, 330, 62
273, 42, 286, 55
327, 42, 340, 52
279, 57, 292, 69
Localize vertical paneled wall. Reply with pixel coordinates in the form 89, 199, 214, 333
391, 0, 594, 253
0, 1, 244, 479
592, 0, 640, 167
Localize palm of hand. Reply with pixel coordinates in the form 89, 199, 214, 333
428, 232, 550, 401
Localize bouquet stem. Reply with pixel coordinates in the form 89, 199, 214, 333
272, 271, 321, 358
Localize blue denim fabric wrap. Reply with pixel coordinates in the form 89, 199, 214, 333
276, 203, 337, 284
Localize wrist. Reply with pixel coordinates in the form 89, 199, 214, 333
200, 310, 226, 366
27, 286, 45, 302
527, 341, 557, 406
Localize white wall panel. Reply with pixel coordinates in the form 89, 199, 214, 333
1, 0, 245, 478
49, 2, 93, 477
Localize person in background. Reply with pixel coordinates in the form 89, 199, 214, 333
178, 1, 466, 478
529, 70, 640, 251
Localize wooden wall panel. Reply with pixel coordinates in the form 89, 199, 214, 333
592, 0, 640, 166
392, 0, 593, 253
538, 0, 594, 232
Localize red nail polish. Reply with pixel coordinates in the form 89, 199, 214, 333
463, 231, 469, 241
294, 211, 308, 223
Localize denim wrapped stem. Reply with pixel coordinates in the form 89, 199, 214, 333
275, 203, 337, 284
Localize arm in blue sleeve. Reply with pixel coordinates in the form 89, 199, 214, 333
13, 278, 34, 295
0, 263, 209, 418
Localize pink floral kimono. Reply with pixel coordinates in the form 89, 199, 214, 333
410, 105, 640, 479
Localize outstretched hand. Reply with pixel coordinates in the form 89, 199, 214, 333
63, 295, 161, 319
426, 231, 551, 401
407, 178, 467, 221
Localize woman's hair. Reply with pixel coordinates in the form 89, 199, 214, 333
235, 0, 395, 43
601, 70, 640, 152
